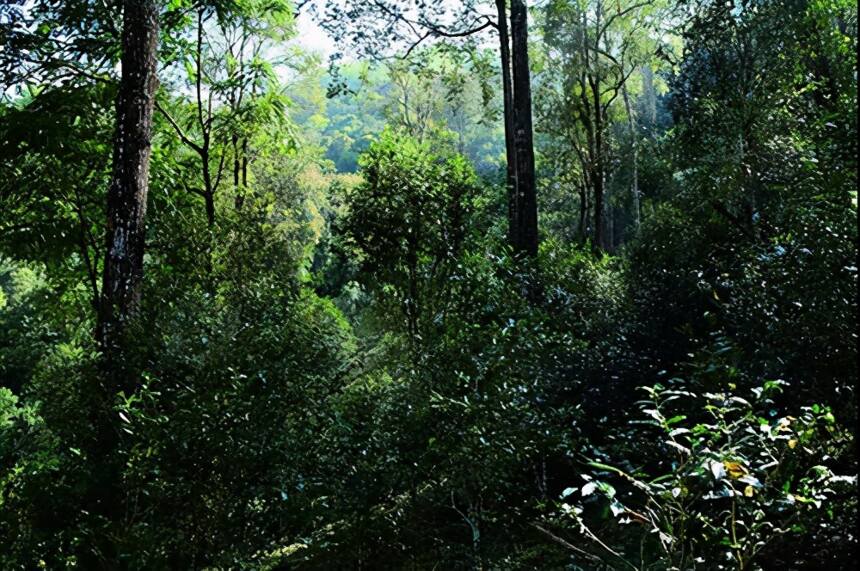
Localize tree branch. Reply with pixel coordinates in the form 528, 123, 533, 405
531, 523, 604, 563
598, 1, 651, 39
155, 100, 204, 154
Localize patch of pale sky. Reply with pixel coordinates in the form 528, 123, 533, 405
294, 12, 334, 59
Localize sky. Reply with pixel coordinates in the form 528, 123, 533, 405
295, 11, 335, 59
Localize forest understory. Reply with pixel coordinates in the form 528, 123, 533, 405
0, 0, 857, 569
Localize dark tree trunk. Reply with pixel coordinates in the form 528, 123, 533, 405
204, 188, 216, 227
86, 2, 158, 568
510, 0, 538, 257
196, 9, 217, 228
578, 181, 588, 242
97, 0, 159, 360
607, 200, 614, 251
496, 0, 517, 247
233, 133, 243, 209
406, 225, 420, 360
201, 129, 216, 226
593, 172, 604, 251
241, 137, 249, 187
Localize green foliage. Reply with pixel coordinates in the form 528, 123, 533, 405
315, 56, 505, 175
549, 380, 855, 569
0, 262, 62, 394
110, 289, 354, 568
0, 0, 856, 568
339, 128, 482, 337
0, 341, 97, 568
0, 83, 111, 272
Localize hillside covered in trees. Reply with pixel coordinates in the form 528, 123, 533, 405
0, 0, 856, 569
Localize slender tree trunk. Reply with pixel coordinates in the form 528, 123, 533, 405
593, 173, 604, 251
233, 133, 243, 209
510, 0, 538, 257
196, 9, 217, 228
640, 65, 657, 127
590, 0, 609, 252
590, 79, 605, 251
621, 83, 640, 231
97, 0, 159, 360
406, 230, 420, 361
239, 82, 254, 201
241, 137, 249, 188
202, 156, 216, 227
607, 200, 614, 251
578, 181, 588, 242
495, 0, 517, 248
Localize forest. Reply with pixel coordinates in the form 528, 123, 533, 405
0, 0, 856, 568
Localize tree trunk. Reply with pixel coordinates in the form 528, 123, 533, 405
86, 2, 158, 567
593, 174, 604, 251
495, 0, 518, 248
196, 9, 217, 227
241, 137, 249, 188
578, 181, 588, 242
97, 0, 159, 360
621, 82, 640, 231
607, 200, 614, 251
510, 0, 538, 257
233, 133, 243, 209
640, 65, 657, 127
202, 160, 215, 225
590, 76, 605, 251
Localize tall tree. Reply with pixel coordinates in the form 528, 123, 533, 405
496, 0, 518, 246
96, 0, 159, 362
538, 0, 658, 250
310, 0, 540, 255
156, 1, 295, 225
81, 2, 160, 567
510, 0, 538, 256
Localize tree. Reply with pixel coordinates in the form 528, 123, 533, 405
96, 0, 159, 365
0, 0, 856, 568
339, 129, 478, 346
56, 1, 161, 567
156, 1, 296, 226
309, 0, 540, 256
383, 58, 445, 140
537, 0, 661, 250
510, 0, 539, 256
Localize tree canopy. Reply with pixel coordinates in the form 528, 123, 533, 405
0, 0, 856, 568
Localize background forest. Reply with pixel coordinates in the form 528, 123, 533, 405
0, 0, 856, 569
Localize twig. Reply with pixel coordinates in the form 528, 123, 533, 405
531, 522, 604, 563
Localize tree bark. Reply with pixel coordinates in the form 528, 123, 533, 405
86, 2, 158, 567
97, 0, 159, 360
621, 82, 640, 232
593, 171, 605, 250
196, 8, 218, 227
496, 0, 518, 248
640, 65, 657, 127
589, 34, 605, 251
607, 200, 614, 251
578, 181, 589, 242
232, 133, 242, 208
510, 0, 538, 257
241, 137, 249, 187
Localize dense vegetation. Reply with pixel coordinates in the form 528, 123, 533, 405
0, 0, 856, 569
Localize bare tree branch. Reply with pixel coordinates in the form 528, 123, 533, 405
155, 101, 204, 154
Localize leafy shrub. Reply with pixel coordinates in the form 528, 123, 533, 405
546, 379, 856, 570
